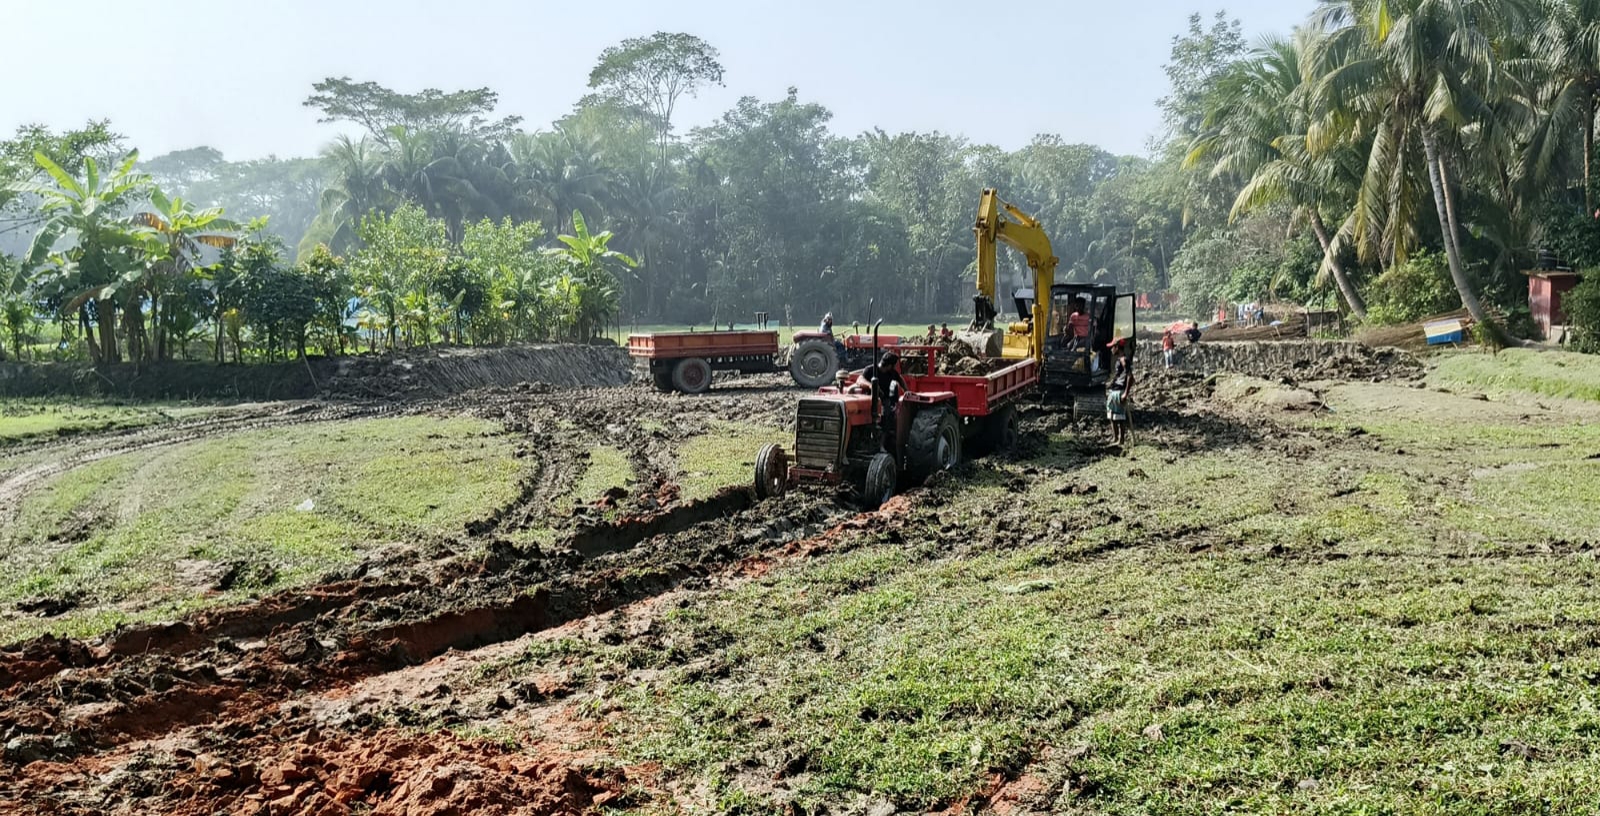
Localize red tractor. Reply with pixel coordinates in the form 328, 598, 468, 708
754, 325, 1036, 508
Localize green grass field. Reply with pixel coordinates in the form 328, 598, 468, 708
0, 399, 215, 444
1430, 348, 1600, 403
0, 415, 522, 643
485, 372, 1600, 813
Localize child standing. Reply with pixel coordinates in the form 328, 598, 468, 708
1161, 329, 1176, 369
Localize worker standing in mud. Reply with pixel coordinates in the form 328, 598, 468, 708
1162, 329, 1177, 369
1107, 338, 1134, 448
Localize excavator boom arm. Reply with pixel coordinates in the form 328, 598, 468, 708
969, 188, 1058, 363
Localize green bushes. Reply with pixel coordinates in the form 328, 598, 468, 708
1564, 273, 1600, 354
1363, 250, 1459, 325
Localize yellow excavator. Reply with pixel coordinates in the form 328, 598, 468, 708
959, 188, 1138, 406
958, 188, 1058, 363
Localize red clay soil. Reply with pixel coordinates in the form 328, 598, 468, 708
17, 728, 623, 816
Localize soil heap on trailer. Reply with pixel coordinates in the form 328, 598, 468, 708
754, 325, 1034, 509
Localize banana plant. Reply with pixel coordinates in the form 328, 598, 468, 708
543, 210, 634, 340
9, 151, 152, 363
131, 192, 240, 360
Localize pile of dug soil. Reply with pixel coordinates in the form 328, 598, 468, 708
1292, 346, 1424, 383
321, 346, 633, 401
899, 339, 1014, 376
88, 728, 620, 816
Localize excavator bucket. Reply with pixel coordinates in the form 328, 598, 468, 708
955, 329, 1004, 356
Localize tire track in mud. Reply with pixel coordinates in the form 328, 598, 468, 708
0, 484, 871, 814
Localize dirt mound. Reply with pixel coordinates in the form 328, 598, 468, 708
321, 346, 633, 400
1139, 340, 1422, 383
897, 339, 1013, 376
1293, 345, 1423, 382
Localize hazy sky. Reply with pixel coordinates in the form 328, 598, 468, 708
3, 0, 1314, 162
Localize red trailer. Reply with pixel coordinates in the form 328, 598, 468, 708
754, 341, 1037, 508
628, 330, 783, 394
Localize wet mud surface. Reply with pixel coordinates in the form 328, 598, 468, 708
0, 348, 1423, 815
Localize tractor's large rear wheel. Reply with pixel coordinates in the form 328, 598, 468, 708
907, 407, 962, 484
651, 369, 673, 392
753, 443, 788, 499
671, 357, 713, 394
790, 339, 839, 388
863, 452, 898, 510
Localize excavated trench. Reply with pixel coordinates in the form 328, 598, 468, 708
0, 482, 853, 791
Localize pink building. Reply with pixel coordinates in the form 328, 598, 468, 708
1526, 270, 1581, 342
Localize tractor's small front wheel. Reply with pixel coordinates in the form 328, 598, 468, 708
863, 452, 898, 510
754, 443, 788, 499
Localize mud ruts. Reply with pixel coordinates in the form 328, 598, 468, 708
1136, 340, 1421, 381
0, 344, 635, 400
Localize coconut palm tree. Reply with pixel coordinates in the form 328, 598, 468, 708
510, 127, 613, 235
1310, 0, 1538, 325
1189, 30, 1371, 317
306, 135, 389, 256
1522, 0, 1600, 210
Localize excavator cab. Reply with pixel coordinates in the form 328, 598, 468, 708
1041, 283, 1136, 409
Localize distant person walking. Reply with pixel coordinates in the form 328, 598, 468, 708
1162, 329, 1176, 369
1185, 322, 1202, 345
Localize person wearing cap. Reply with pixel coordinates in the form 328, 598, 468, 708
862, 351, 908, 453
1106, 337, 1134, 448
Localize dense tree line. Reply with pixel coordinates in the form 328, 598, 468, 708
0, 30, 1189, 364
13, 3, 1600, 365
1175, 0, 1600, 347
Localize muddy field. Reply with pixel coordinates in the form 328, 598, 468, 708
7, 343, 1600, 814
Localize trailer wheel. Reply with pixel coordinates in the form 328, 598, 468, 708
671, 357, 713, 394
651, 370, 673, 392
973, 405, 1019, 456
863, 452, 898, 510
753, 443, 788, 499
789, 339, 839, 388
907, 407, 962, 483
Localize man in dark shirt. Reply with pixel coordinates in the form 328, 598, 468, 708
862, 351, 908, 453
1185, 322, 1202, 345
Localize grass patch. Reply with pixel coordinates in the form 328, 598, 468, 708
0, 398, 212, 444
0, 415, 523, 644
574, 445, 635, 503
676, 421, 789, 501
1431, 348, 1600, 402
